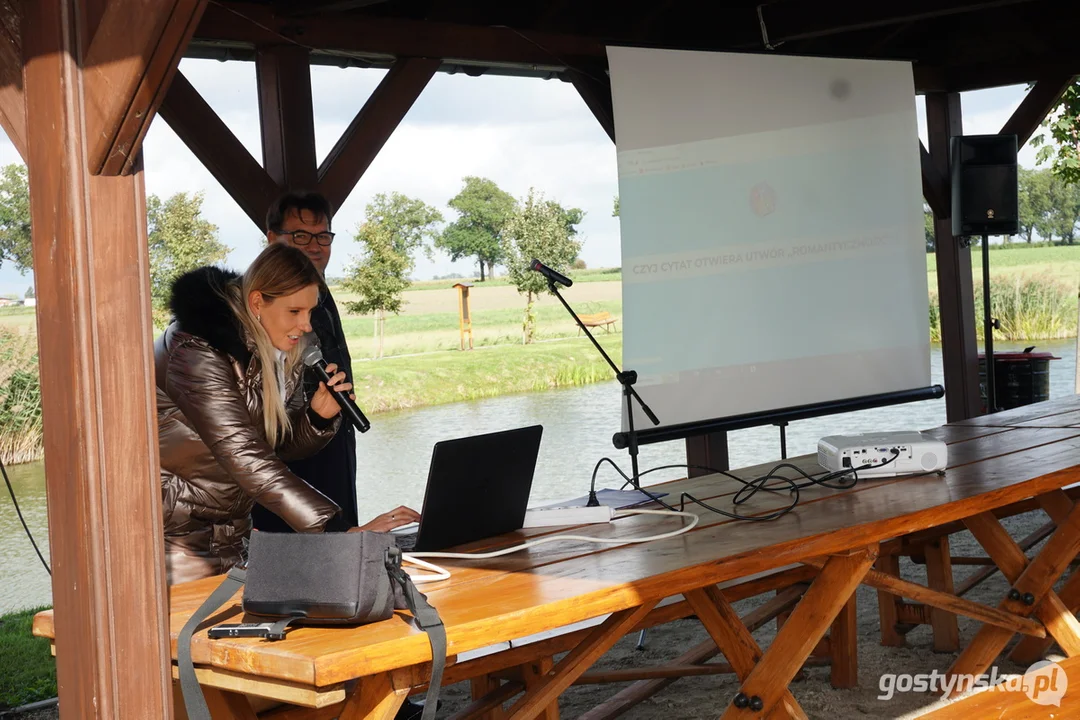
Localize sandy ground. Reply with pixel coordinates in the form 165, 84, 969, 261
13, 511, 1063, 720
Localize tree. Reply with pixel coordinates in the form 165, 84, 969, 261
501, 189, 583, 344
0, 164, 32, 274
24, 286, 33, 299
1032, 79, 1080, 186
436, 177, 515, 282
1045, 175, 1080, 243
612, 195, 620, 217
1018, 168, 1052, 243
364, 192, 443, 259
342, 223, 410, 359
147, 191, 229, 327
924, 204, 935, 252
343, 192, 442, 357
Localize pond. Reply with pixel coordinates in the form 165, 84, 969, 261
2, 339, 1076, 614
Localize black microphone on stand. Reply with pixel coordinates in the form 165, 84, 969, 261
530, 258, 573, 288
528, 258, 660, 507
301, 344, 371, 433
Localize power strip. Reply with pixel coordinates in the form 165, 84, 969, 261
522, 505, 614, 528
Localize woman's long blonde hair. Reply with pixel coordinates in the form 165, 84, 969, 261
221, 244, 322, 447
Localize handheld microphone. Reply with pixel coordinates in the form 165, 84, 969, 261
530, 258, 573, 288
301, 344, 371, 433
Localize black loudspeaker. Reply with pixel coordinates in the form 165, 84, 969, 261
950, 134, 1019, 237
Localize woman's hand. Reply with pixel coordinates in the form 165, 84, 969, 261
348, 506, 421, 533
310, 362, 356, 419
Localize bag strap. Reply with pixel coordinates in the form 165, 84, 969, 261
177, 552, 447, 720
387, 547, 447, 720
177, 566, 247, 720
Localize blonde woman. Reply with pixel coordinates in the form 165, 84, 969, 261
155, 244, 418, 584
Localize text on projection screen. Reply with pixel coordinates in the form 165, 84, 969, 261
607, 47, 930, 433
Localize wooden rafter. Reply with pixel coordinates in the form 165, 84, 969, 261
564, 65, 614, 143
256, 44, 318, 189
0, 0, 24, 159
82, 0, 207, 175
316, 56, 439, 212
921, 141, 949, 218
158, 70, 280, 228
999, 74, 1076, 147
196, 2, 604, 67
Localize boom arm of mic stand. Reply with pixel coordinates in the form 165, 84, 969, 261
544, 279, 661, 504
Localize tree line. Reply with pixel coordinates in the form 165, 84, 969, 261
0, 167, 584, 351
342, 178, 583, 355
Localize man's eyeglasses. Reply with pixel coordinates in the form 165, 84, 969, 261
280, 230, 335, 247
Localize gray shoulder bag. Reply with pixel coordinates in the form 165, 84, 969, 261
177, 531, 445, 720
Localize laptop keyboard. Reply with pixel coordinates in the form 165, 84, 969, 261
394, 532, 418, 551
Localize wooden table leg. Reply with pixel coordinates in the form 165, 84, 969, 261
924, 536, 961, 652
470, 674, 508, 720
946, 507, 1080, 696
503, 601, 658, 720
830, 593, 858, 689
874, 554, 907, 647
1011, 569, 1080, 664
711, 546, 877, 719
521, 657, 559, 720
339, 673, 408, 720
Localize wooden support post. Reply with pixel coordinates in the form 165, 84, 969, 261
317, 57, 439, 212
926, 92, 982, 422
22, 1, 172, 717
686, 431, 729, 475
257, 44, 319, 190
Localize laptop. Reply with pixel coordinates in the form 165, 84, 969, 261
393, 425, 544, 552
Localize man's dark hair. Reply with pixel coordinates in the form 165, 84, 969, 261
266, 191, 334, 233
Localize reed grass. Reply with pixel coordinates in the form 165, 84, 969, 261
0, 329, 42, 465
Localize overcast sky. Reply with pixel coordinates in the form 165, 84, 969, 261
0, 57, 1046, 297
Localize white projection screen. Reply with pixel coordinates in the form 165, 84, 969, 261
608, 47, 931, 434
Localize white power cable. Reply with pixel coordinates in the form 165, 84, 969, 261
402, 509, 699, 582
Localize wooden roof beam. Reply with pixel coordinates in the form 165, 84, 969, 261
158, 70, 280, 228
195, 2, 605, 67
82, 0, 207, 175
999, 75, 1076, 147
316, 56, 438, 212
743, 0, 1040, 49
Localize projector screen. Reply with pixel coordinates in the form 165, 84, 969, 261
608, 47, 931, 433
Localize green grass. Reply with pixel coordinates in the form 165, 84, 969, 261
353, 335, 622, 414
341, 300, 623, 357
926, 245, 1080, 286
0, 607, 56, 709
342, 266, 624, 293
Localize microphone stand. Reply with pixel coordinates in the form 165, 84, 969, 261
543, 277, 660, 505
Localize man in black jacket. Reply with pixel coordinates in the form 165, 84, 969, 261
252, 191, 359, 532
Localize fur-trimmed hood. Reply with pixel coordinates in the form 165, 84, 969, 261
168, 265, 252, 365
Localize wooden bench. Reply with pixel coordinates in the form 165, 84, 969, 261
916, 654, 1080, 718
578, 312, 617, 334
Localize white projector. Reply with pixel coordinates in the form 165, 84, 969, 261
817, 431, 947, 478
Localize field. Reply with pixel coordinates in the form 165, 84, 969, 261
1, 246, 1078, 430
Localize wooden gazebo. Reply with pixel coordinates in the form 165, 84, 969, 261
3, 1, 1078, 717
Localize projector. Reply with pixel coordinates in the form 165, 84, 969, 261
817, 431, 947, 478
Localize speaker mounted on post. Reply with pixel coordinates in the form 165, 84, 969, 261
950, 134, 1019, 238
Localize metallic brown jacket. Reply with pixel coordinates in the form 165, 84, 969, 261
155, 266, 341, 585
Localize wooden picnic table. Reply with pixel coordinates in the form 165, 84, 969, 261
33, 395, 1080, 719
